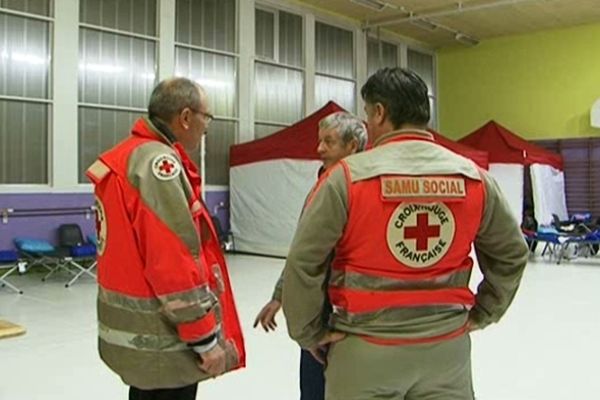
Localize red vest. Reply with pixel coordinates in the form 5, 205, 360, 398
88, 119, 245, 377
329, 135, 485, 344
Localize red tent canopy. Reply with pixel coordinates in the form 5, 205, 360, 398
429, 129, 489, 169
231, 101, 490, 169
230, 101, 344, 167
458, 120, 563, 170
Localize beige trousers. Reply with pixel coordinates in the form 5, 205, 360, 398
325, 334, 474, 400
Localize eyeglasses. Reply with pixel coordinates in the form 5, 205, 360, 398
194, 109, 214, 124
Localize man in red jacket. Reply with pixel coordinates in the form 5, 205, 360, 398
87, 77, 245, 400
282, 68, 528, 399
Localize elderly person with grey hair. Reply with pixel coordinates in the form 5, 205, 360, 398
87, 77, 245, 400
254, 111, 367, 400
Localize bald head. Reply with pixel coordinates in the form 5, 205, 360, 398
148, 77, 204, 123
148, 77, 211, 152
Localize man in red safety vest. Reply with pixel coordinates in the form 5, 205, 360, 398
87, 77, 245, 400
282, 68, 528, 400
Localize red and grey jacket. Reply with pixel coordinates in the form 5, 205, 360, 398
329, 134, 485, 344
283, 130, 528, 349
87, 118, 245, 389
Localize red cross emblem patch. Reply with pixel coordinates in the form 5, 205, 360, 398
94, 197, 107, 256
386, 203, 456, 268
152, 154, 182, 181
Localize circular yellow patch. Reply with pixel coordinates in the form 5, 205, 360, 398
386, 203, 456, 269
94, 197, 107, 256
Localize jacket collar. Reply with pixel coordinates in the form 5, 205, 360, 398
373, 129, 434, 147
132, 116, 178, 145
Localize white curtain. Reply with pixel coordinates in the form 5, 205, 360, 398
488, 163, 524, 223
530, 163, 568, 226
230, 159, 322, 257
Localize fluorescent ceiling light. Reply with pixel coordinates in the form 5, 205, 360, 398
410, 18, 438, 31
350, 0, 396, 12
455, 33, 479, 46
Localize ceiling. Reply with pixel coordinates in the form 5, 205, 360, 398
295, 0, 600, 47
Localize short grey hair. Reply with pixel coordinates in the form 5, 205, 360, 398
319, 111, 368, 151
148, 77, 203, 122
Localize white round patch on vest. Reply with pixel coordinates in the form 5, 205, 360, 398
386, 203, 456, 269
94, 196, 107, 256
152, 154, 181, 181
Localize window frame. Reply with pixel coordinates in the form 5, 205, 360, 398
174, 0, 240, 187
313, 18, 357, 112
76, 2, 159, 184
253, 2, 305, 131
406, 45, 437, 129
0, 5, 54, 187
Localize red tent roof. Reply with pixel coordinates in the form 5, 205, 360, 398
230, 101, 344, 167
429, 129, 489, 169
230, 101, 489, 169
459, 120, 563, 170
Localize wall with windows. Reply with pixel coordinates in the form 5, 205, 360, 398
0, 0, 436, 249
175, 0, 238, 186
365, 36, 437, 127
0, 0, 52, 184
78, 0, 157, 183
254, 6, 304, 138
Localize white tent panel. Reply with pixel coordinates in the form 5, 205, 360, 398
530, 163, 569, 226
230, 159, 322, 257
488, 163, 524, 223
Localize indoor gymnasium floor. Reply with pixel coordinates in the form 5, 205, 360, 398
1, 253, 599, 400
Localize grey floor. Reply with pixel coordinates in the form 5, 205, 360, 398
0, 253, 599, 400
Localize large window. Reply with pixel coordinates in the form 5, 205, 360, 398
0, 1, 439, 190
254, 6, 303, 139
407, 48, 436, 129
78, 0, 157, 182
175, 0, 237, 185
0, 1, 52, 184
367, 37, 398, 78
315, 22, 355, 112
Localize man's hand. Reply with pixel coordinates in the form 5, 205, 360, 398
467, 318, 483, 332
308, 331, 346, 365
253, 300, 281, 332
197, 344, 226, 377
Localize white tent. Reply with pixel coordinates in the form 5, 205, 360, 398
460, 120, 568, 225
229, 102, 343, 256
230, 102, 492, 257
